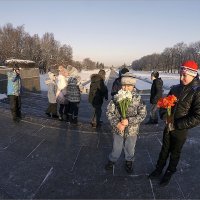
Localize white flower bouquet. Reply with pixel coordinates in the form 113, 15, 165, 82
114, 89, 132, 119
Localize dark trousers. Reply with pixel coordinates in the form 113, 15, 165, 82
46, 103, 57, 115
68, 102, 79, 117
156, 128, 188, 172
59, 104, 69, 117
9, 95, 21, 120
149, 104, 158, 122
91, 104, 102, 125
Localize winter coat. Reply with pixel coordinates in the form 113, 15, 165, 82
106, 89, 147, 136
160, 77, 200, 130
150, 78, 163, 104
88, 74, 108, 106
56, 74, 68, 105
66, 77, 81, 102
111, 77, 121, 97
7, 71, 21, 96
45, 74, 57, 104
57, 74, 68, 92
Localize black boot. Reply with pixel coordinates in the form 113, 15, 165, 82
105, 160, 115, 170
160, 170, 174, 187
66, 114, 73, 124
72, 116, 78, 124
125, 161, 133, 173
148, 167, 163, 179
66, 114, 70, 124
45, 112, 51, 117
52, 114, 58, 118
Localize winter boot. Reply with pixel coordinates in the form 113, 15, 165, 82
125, 161, 133, 173
66, 114, 70, 123
148, 167, 163, 179
17, 110, 22, 119
72, 116, 78, 125
160, 170, 174, 187
58, 115, 63, 121
105, 160, 115, 170
66, 114, 73, 124
52, 114, 58, 118
45, 112, 51, 117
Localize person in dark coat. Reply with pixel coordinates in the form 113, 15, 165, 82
148, 60, 200, 187
111, 67, 129, 97
145, 71, 163, 124
88, 69, 108, 128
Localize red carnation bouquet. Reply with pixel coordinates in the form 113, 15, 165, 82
157, 95, 177, 131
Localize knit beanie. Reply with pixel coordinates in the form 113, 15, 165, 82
121, 72, 136, 86
180, 60, 198, 77
68, 76, 78, 85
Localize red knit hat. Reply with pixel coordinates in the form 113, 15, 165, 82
180, 60, 198, 77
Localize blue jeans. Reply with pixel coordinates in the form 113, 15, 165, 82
109, 133, 137, 162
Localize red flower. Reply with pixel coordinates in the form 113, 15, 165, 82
157, 95, 177, 109
157, 95, 177, 131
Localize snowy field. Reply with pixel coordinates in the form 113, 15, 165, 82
0, 69, 180, 100
132, 70, 180, 94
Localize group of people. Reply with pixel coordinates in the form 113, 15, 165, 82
104, 59, 200, 187
45, 65, 83, 125
6, 60, 200, 187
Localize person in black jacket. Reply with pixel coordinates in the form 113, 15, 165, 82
88, 69, 108, 128
148, 60, 200, 187
145, 71, 163, 124
111, 67, 129, 98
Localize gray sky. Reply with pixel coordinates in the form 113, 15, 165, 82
1, 0, 200, 67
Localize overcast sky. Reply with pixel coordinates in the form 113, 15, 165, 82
0, 0, 200, 67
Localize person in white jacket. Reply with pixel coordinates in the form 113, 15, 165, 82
56, 65, 69, 121
45, 72, 58, 118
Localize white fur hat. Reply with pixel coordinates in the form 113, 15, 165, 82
121, 72, 136, 86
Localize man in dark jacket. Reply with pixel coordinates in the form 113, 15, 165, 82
145, 71, 163, 124
111, 67, 129, 97
89, 69, 108, 128
148, 60, 200, 186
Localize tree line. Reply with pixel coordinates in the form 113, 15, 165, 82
0, 23, 105, 73
131, 42, 200, 73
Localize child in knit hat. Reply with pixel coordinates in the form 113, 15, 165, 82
105, 72, 147, 173
66, 76, 84, 124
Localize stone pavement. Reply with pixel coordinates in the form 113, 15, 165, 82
0, 70, 200, 199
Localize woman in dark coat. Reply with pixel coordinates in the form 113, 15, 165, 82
88, 69, 108, 128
